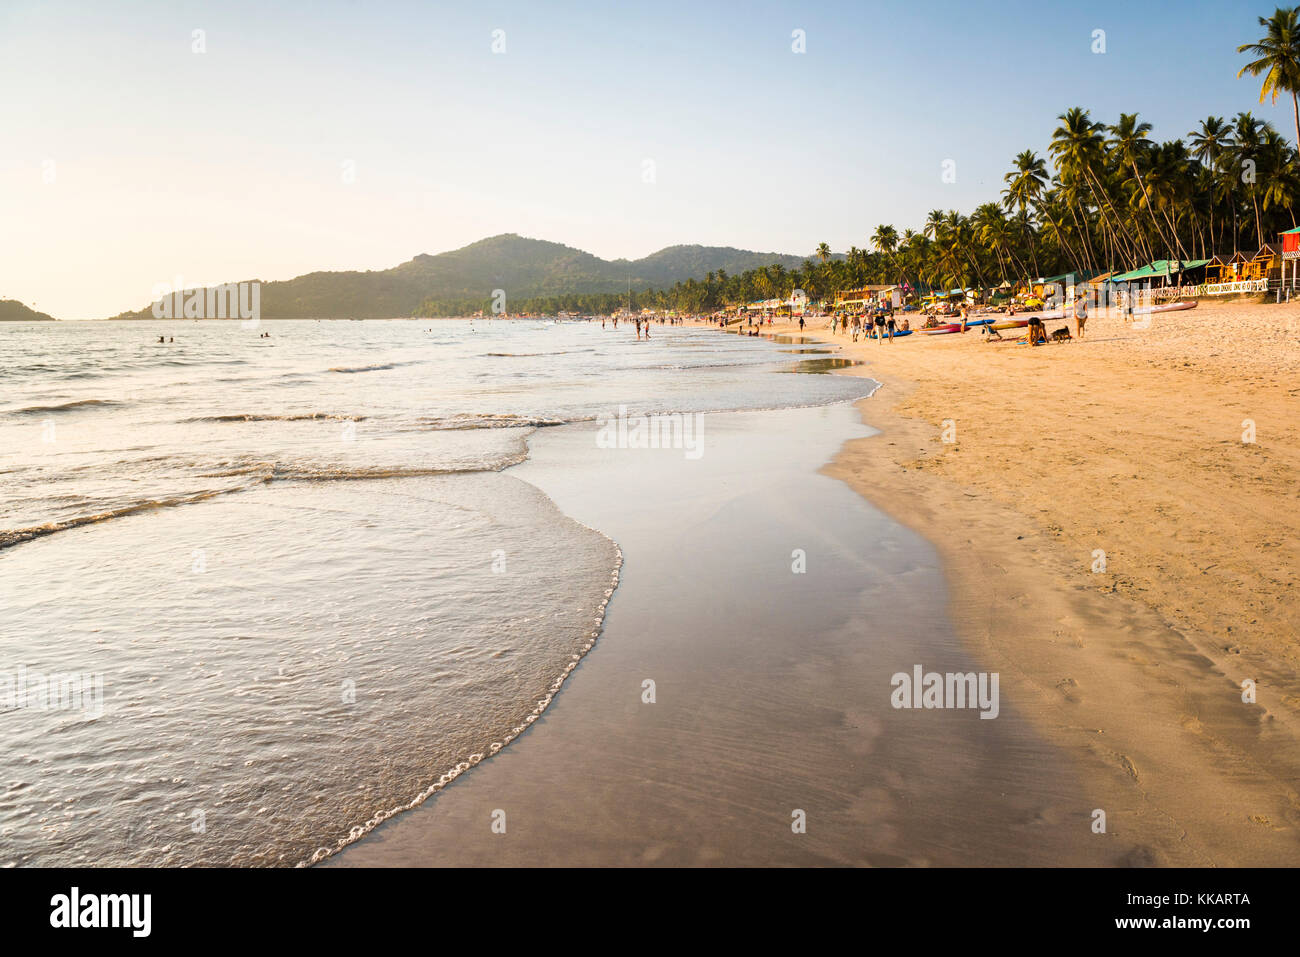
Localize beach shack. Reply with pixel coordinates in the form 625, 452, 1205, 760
1110, 260, 1209, 300
1281, 226, 1300, 290
834, 285, 896, 311
1244, 244, 1282, 282
1205, 255, 1232, 284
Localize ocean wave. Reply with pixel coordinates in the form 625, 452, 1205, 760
414, 413, 577, 431
6, 398, 122, 415
183, 412, 367, 423
484, 351, 569, 357
303, 528, 624, 867
0, 480, 270, 551
328, 360, 422, 374
268, 457, 526, 481
0, 450, 529, 550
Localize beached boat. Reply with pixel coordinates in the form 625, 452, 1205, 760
989, 319, 1029, 331
1133, 300, 1198, 315
921, 323, 962, 335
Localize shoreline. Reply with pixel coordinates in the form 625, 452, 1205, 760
753, 301, 1300, 864
330, 400, 1134, 866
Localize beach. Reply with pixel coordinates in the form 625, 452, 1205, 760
760, 299, 1300, 864
330, 403, 1135, 866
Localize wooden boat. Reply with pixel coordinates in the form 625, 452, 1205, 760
1133, 300, 1198, 315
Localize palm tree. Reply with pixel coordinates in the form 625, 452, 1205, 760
1190, 117, 1236, 252
1260, 126, 1300, 226
1238, 6, 1300, 148
1108, 113, 1179, 258
1002, 151, 1047, 275
871, 225, 900, 282
815, 242, 831, 263
1233, 112, 1268, 249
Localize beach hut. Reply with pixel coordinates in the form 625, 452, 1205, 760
833, 285, 896, 309
1205, 255, 1232, 284
1225, 251, 1251, 279
1244, 244, 1282, 282
1281, 227, 1300, 290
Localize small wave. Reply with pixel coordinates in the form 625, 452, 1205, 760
303, 529, 624, 867
271, 462, 520, 481
415, 413, 576, 431
183, 412, 367, 423
328, 360, 422, 374
0, 480, 270, 551
329, 363, 395, 374
484, 351, 568, 358
7, 398, 122, 415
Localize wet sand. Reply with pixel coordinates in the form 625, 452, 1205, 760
330, 403, 1143, 866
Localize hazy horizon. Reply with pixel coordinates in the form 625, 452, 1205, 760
1, 0, 1287, 317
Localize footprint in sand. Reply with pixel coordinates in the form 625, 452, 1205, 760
1055, 677, 1081, 703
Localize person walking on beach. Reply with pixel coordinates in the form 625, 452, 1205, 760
634, 317, 642, 340
885, 310, 896, 342
798, 316, 805, 332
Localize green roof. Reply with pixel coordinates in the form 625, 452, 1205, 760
1111, 259, 1209, 282
1034, 270, 1104, 284
1282, 226, 1300, 235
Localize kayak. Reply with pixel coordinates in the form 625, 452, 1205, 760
989, 319, 1029, 331
959, 318, 997, 327
1003, 309, 1064, 321
867, 329, 914, 338
1133, 300, 1198, 315
921, 323, 962, 335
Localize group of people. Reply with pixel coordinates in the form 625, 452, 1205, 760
835, 309, 909, 343
599, 315, 684, 338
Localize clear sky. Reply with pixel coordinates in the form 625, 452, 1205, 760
0, 0, 1288, 317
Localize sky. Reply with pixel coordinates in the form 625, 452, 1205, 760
0, 0, 1289, 317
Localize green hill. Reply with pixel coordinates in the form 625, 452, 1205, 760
0, 299, 56, 322
109, 234, 813, 319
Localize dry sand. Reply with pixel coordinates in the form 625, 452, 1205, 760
761, 298, 1300, 864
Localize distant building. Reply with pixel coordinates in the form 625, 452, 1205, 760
834, 285, 896, 309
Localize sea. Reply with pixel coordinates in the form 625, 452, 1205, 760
0, 318, 874, 866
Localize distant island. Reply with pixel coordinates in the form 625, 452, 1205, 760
0, 299, 56, 322
108, 234, 819, 320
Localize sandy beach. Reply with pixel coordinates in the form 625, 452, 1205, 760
329, 402, 1152, 866
760, 298, 1300, 865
